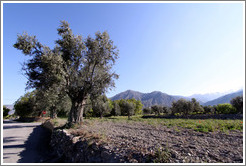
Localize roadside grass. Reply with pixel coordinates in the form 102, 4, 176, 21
52, 115, 243, 133
50, 117, 67, 127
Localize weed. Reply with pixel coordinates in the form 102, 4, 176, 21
153, 146, 171, 163
53, 120, 59, 127
174, 126, 180, 132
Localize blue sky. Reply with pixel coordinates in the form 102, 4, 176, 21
2, 2, 244, 105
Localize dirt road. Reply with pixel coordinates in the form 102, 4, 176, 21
2, 120, 53, 163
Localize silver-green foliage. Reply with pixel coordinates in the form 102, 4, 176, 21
230, 96, 243, 113
216, 103, 237, 114
92, 95, 111, 118
120, 100, 136, 119
14, 91, 37, 117
111, 102, 121, 116
171, 98, 204, 116
14, 21, 119, 124
3, 106, 10, 117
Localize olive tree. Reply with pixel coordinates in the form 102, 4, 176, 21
35, 87, 71, 119
162, 106, 171, 115
171, 99, 192, 116
14, 21, 119, 125
111, 101, 121, 116
230, 96, 243, 114
3, 106, 10, 118
127, 98, 143, 115
151, 105, 163, 116
120, 100, 136, 120
92, 95, 111, 118
143, 107, 151, 115
216, 103, 237, 114
83, 97, 93, 118
202, 105, 215, 114
191, 98, 204, 114
14, 91, 37, 118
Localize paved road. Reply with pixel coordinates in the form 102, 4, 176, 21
3, 120, 54, 163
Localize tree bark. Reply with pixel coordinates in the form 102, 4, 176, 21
68, 99, 86, 124
50, 110, 57, 119
50, 106, 57, 119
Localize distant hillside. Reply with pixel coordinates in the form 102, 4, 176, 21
188, 92, 229, 103
4, 105, 14, 110
203, 90, 243, 106
110, 90, 187, 107
110, 90, 144, 101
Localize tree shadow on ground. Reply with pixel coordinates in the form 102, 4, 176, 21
3, 120, 19, 124
17, 125, 60, 163
3, 137, 19, 144
3, 125, 41, 130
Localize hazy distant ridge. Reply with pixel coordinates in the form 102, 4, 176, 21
203, 90, 243, 106
110, 89, 243, 107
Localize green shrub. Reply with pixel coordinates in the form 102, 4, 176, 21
174, 113, 181, 116
3, 106, 10, 117
216, 103, 237, 114
143, 107, 151, 115
153, 146, 171, 163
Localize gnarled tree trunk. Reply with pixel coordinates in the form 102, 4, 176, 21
68, 98, 87, 124
50, 105, 57, 119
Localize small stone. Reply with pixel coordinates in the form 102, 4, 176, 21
72, 136, 79, 143
189, 145, 196, 149
171, 150, 178, 158
129, 159, 138, 163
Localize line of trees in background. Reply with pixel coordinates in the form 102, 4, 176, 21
143, 96, 243, 116
12, 91, 242, 120
13, 90, 71, 119
84, 97, 143, 119
12, 91, 144, 120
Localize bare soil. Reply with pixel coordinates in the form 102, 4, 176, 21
70, 120, 243, 163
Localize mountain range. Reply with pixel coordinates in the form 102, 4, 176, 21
203, 90, 243, 106
110, 89, 243, 108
